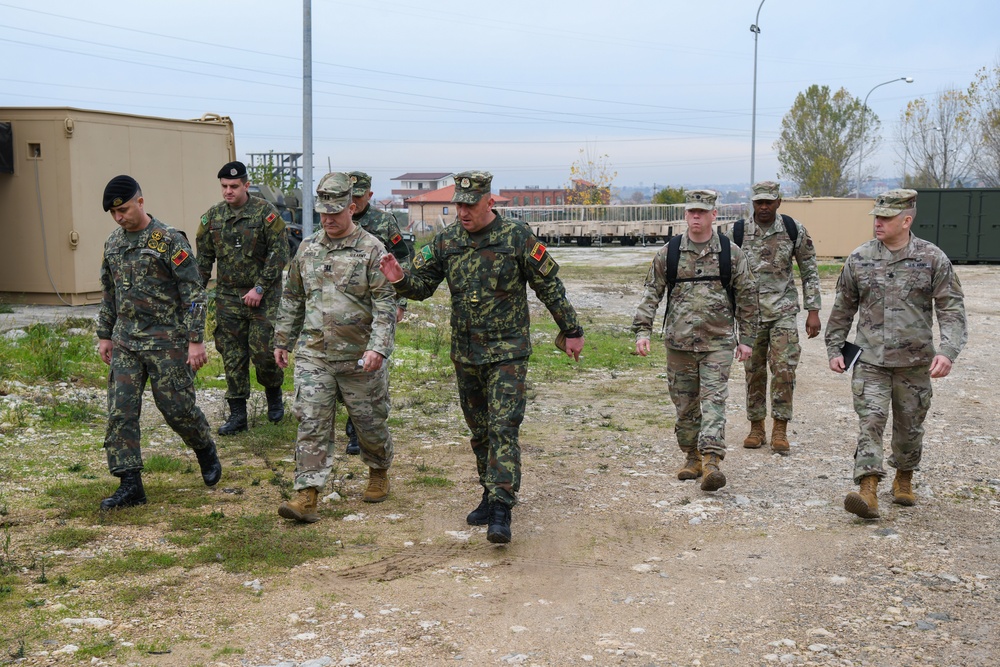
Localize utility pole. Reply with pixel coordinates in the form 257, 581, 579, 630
301, 0, 314, 237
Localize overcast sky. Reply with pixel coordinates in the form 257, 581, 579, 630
3, 0, 998, 197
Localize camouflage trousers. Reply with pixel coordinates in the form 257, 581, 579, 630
666, 348, 734, 457
850, 362, 932, 483
214, 289, 284, 400
744, 315, 800, 421
291, 355, 393, 491
104, 345, 214, 476
454, 358, 528, 508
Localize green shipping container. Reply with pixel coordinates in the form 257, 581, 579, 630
914, 188, 1000, 263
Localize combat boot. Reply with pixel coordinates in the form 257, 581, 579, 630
892, 469, 916, 506
100, 471, 147, 511
265, 386, 285, 423
844, 474, 880, 519
218, 398, 248, 436
677, 450, 703, 480
700, 453, 727, 491
362, 468, 390, 503
344, 418, 360, 455
770, 419, 790, 455
486, 502, 512, 544
278, 487, 320, 523
466, 488, 490, 526
743, 420, 767, 449
194, 441, 222, 487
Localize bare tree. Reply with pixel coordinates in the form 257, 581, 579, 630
968, 64, 1000, 187
896, 89, 977, 188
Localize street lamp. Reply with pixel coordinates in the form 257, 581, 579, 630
856, 76, 913, 197
749, 0, 765, 186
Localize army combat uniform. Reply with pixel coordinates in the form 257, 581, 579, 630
97, 217, 214, 475
825, 227, 967, 485
196, 194, 288, 402
273, 224, 397, 490
633, 227, 758, 463
391, 210, 582, 509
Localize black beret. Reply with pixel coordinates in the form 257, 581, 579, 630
102, 175, 140, 211
217, 161, 248, 179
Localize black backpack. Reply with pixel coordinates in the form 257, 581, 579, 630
732, 213, 798, 249
665, 231, 735, 314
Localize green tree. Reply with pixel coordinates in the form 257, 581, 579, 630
652, 186, 685, 204
774, 85, 873, 197
566, 147, 616, 205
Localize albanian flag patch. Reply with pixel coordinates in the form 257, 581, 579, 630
530, 241, 547, 261
171, 249, 190, 266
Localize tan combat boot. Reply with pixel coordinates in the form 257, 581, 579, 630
363, 468, 390, 503
700, 453, 727, 491
771, 419, 790, 455
677, 450, 702, 480
844, 475, 880, 519
743, 420, 767, 449
892, 469, 916, 506
278, 487, 320, 523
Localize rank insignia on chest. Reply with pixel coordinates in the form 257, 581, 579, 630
391, 233, 402, 245
266, 212, 277, 223
150, 230, 164, 242
530, 241, 547, 261
171, 248, 190, 266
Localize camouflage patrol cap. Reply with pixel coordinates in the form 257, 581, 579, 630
315, 172, 352, 214
451, 171, 493, 204
348, 171, 372, 197
684, 189, 718, 210
751, 180, 781, 201
870, 189, 918, 217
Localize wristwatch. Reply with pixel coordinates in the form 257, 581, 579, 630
254, 286, 264, 295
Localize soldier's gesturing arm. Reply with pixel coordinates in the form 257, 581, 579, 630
384, 240, 446, 301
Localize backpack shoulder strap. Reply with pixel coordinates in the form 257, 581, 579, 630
665, 234, 682, 308
780, 213, 799, 246
733, 219, 745, 247
717, 233, 735, 312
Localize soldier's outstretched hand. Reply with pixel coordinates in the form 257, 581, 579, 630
379, 253, 404, 282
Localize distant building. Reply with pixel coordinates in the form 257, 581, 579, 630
405, 185, 511, 232
568, 178, 611, 205
498, 187, 570, 207
391, 172, 454, 200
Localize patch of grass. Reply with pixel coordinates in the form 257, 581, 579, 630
115, 585, 156, 606
44, 527, 100, 549
42, 479, 111, 520
187, 513, 338, 573
0, 301, 13, 314
213, 646, 245, 658
76, 638, 116, 659
144, 454, 185, 473
409, 476, 453, 488
135, 639, 172, 654
76, 549, 178, 579
37, 398, 102, 427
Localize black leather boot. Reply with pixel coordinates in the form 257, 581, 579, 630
466, 488, 490, 526
194, 441, 222, 487
486, 502, 512, 544
100, 471, 147, 511
218, 398, 248, 436
345, 418, 360, 455
265, 386, 285, 423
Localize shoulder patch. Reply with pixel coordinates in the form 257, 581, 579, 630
391, 233, 402, 245
266, 211, 277, 224
171, 248, 190, 266
539, 256, 557, 276
201, 215, 209, 227
530, 241, 547, 261
413, 244, 434, 270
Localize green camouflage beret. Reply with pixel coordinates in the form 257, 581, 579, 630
870, 189, 917, 217
451, 170, 493, 204
315, 172, 352, 214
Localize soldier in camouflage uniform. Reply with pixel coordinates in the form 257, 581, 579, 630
196, 161, 289, 436
826, 189, 967, 519
728, 181, 821, 455
96, 175, 221, 511
274, 172, 397, 523
335, 171, 413, 455
379, 170, 584, 544
633, 190, 758, 492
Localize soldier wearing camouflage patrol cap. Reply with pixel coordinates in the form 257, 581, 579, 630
726, 180, 821, 455
633, 189, 758, 493
274, 172, 398, 522
378, 169, 585, 544
96, 175, 221, 511
196, 160, 289, 437
826, 188, 967, 519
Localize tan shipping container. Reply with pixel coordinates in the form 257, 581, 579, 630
0, 107, 235, 305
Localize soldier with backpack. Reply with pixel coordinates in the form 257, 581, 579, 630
728, 181, 821, 455
632, 190, 758, 491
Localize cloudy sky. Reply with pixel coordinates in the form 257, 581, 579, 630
3, 0, 998, 197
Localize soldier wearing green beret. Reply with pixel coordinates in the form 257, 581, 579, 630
96, 175, 221, 511
379, 170, 584, 544
196, 161, 289, 437
826, 189, 967, 519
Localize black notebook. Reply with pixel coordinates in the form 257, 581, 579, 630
841, 341, 863, 372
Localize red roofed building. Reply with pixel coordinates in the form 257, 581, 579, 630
405, 185, 511, 232
391, 172, 454, 200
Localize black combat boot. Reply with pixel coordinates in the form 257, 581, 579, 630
466, 488, 490, 526
345, 418, 360, 455
100, 471, 147, 511
218, 398, 248, 436
194, 441, 222, 487
265, 386, 285, 423
486, 502, 512, 544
